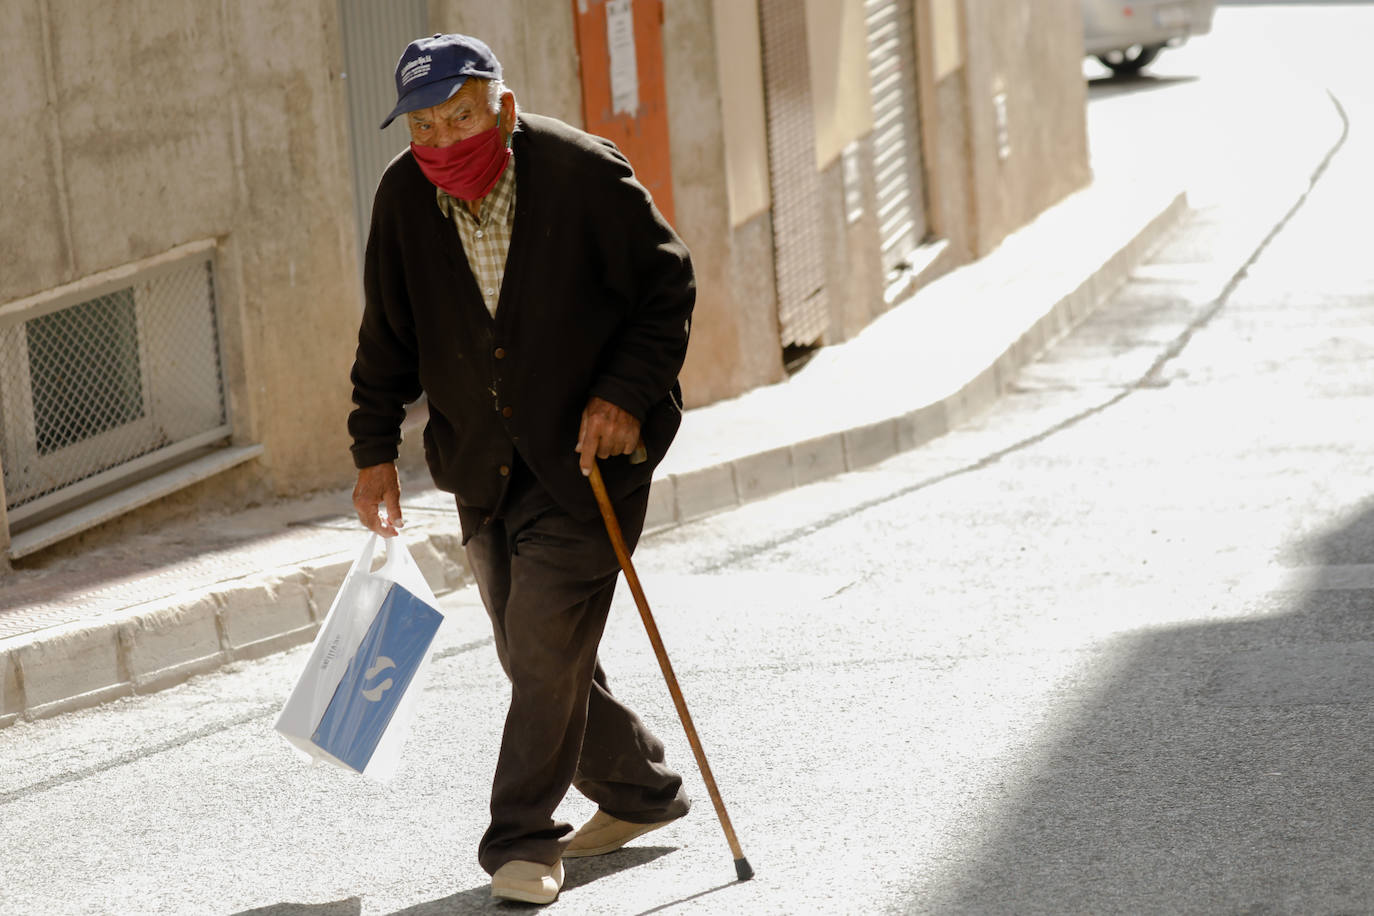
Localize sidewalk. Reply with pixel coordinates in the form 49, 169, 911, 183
0, 175, 1187, 729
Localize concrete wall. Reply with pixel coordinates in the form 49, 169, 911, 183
712, 0, 771, 227
804, 0, 876, 171
794, 0, 889, 347
0, 0, 361, 505
667, 0, 785, 406
828, 138, 889, 343
705, 0, 785, 399
918, 0, 979, 263
925, 71, 977, 262
961, 0, 1091, 255
929, 0, 966, 80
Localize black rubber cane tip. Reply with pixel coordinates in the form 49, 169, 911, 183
735, 857, 755, 881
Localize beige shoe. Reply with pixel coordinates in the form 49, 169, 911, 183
563, 810, 677, 858
490, 859, 564, 905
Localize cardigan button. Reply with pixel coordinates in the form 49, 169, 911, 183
493, 347, 506, 359
499, 465, 510, 477
502, 406, 513, 418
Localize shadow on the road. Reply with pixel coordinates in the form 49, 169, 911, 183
631, 879, 745, 916
1087, 73, 1199, 100
385, 846, 677, 914
920, 500, 1374, 913
231, 900, 362, 916
561, 845, 677, 892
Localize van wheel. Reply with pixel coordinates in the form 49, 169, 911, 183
1096, 43, 1163, 76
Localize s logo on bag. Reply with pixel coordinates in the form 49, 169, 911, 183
362, 656, 397, 702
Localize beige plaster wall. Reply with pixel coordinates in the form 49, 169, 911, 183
910, 0, 977, 263
221, 1, 361, 492
0, 0, 363, 502
724, 211, 784, 380
2, 3, 239, 301
961, 0, 1091, 255
429, 0, 583, 128
926, 71, 977, 262
711, 0, 771, 227
803, 0, 875, 172
1, 2, 71, 298
664, 0, 784, 406
929, 0, 965, 80
837, 139, 888, 341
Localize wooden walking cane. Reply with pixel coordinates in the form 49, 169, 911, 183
587, 460, 755, 882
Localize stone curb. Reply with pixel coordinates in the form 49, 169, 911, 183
0, 191, 1186, 730
0, 529, 469, 729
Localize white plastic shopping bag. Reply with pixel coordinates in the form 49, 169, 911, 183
275, 534, 445, 783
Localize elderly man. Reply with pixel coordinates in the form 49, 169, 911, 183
348, 33, 694, 905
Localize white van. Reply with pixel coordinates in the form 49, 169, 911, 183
1083, 0, 1217, 75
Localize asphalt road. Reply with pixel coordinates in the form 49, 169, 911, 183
3, 5, 1373, 914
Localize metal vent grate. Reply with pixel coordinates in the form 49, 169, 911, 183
28, 289, 145, 456
866, 0, 928, 277
0, 258, 228, 520
759, 0, 830, 349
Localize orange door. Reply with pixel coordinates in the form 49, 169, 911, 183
572, 0, 676, 225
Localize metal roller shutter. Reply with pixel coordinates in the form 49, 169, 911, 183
865, 0, 928, 278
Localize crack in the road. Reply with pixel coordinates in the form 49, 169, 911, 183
822, 578, 864, 600
606, 643, 1098, 685
691, 90, 1351, 577
0, 703, 281, 807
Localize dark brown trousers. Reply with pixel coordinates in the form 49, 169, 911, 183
463, 464, 690, 875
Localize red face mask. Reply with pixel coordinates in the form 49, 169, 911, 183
410, 121, 512, 201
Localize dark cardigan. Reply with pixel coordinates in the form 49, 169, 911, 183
348, 113, 695, 536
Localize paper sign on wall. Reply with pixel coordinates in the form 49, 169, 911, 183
606, 0, 640, 117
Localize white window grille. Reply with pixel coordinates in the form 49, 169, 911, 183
0, 244, 230, 533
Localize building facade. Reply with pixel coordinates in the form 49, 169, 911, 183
0, 0, 1088, 565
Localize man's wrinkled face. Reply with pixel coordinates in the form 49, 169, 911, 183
407, 79, 501, 148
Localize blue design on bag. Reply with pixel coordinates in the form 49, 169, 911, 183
311, 583, 443, 772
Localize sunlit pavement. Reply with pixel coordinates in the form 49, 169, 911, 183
4, 4, 1374, 914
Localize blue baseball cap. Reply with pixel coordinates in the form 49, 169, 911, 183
379, 33, 503, 130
